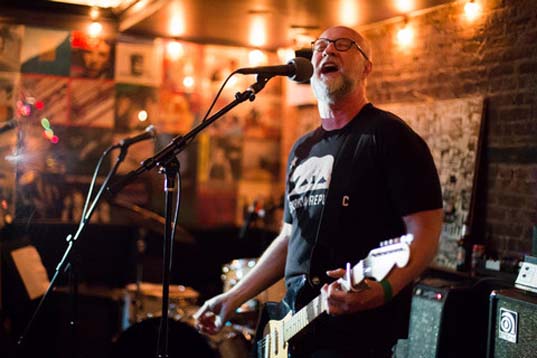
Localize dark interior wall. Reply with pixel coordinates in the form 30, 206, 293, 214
364, 0, 537, 258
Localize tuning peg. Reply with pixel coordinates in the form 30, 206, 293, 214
401, 234, 414, 244
380, 234, 414, 247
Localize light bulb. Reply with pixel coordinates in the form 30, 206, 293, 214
464, 1, 482, 21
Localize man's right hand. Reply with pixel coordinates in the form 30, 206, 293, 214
193, 223, 291, 335
193, 292, 240, 335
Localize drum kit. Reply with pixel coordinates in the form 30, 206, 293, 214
109, 198, 285, 357
111, 258, 260, 358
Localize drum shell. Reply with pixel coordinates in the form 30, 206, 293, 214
111, 318, 216, 358
111, 317, 251, 358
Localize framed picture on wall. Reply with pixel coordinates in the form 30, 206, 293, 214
382, 96, 485, 271
115, 40, 162, 87
241, 138, 280, 182
114, 83, 158, 131
70, 31, 114, 80
21, 27, 71, 76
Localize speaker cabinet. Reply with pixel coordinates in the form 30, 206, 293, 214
487, 289, 537, 358
405, 278, 488, 358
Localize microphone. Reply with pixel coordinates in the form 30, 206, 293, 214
236, 57, 313, 83
119, 125, 157, 147
0, 119, 18, 134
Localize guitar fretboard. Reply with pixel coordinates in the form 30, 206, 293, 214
283, 294, 325, 341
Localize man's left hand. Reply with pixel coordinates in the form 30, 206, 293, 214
321, 268, 386, 315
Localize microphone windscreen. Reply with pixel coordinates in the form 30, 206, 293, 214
288, 57, 313, 83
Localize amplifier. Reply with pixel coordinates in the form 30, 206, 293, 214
487, 289, 537, 357
406, 277, 488, 358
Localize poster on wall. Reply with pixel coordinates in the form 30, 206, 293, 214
21, 27, 70, 76
157, 89, 196, 134
202, 45, 282, 102
70, 31, 114, 79
21, 74, 69, 125
241, 138, 280, 182
0, 71, 18, 122
202, 45, 250, 99
70, 78, 114, 127
241, 95, 282, 139
207, 136, 242, 182
115, 40, 162, 87
198, 113, 243, 184
0, 24, 23, 72
115, 83, 158, 131
196, 131, 239, 227
382, 96, 484, 271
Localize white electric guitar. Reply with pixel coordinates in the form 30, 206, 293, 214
254, 234, 414, 358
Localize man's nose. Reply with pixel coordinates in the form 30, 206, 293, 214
323, 41, 337, 55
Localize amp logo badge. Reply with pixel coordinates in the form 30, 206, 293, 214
498, 307, 518, 343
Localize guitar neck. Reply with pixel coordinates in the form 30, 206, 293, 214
283, 294, 325, 341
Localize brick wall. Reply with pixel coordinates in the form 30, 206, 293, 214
362, 0, 537, 258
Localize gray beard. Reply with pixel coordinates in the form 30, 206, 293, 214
311, 75, 354, 104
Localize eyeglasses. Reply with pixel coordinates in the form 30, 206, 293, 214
311, 37, 370, 62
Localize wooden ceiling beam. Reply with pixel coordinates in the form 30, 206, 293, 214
118, 0, 168, 32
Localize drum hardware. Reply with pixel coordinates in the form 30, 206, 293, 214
226, 322, 256, 341
125, 282, 199, 327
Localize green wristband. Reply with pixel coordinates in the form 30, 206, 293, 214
380, 279, 393, 303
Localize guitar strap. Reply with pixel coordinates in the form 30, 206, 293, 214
307, 112, 369, 287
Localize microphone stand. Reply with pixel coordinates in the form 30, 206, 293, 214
108, 74, 273, 358
238, 199, 259, 240
17, 143, 129, 357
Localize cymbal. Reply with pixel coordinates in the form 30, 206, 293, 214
126, 282, 199, 300
111, 198, 194, 244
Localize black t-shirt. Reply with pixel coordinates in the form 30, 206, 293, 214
282, 103, 443, 351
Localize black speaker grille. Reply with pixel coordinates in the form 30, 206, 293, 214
490, 290, 537, 358
408, 294, 444, 357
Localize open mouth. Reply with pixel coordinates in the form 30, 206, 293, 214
320, 63, 339, 74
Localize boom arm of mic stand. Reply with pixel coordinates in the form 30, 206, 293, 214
107, 74, 273, 195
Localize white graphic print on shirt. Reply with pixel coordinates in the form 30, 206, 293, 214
288, 155, 334, 213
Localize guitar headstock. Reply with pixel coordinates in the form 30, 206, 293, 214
367, 233, 413, 281
338, 234, 414, 292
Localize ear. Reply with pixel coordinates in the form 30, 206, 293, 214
362, 60, 373, 78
